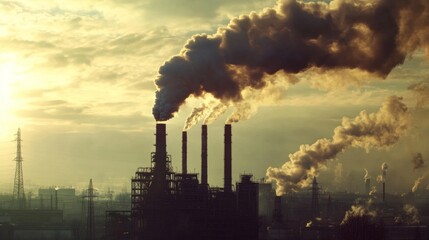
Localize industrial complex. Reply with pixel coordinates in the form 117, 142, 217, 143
0, 125, 428, 240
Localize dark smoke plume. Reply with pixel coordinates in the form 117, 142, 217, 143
153, 0, 429, 121
266, 96, 408, 195
412, 152, 425, 170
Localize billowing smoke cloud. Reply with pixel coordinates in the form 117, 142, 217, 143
412, 153, 425, 170
408, 80, 429, 108
266, 96, 408, 195
341, 199, 377, 225
153, 0, 429, 121
395, 204, 420, 225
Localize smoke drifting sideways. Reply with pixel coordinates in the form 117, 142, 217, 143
266, 96, 408, 196
408, 80, 429, 109
152, 0, 429, 122
412, 172, 428, 193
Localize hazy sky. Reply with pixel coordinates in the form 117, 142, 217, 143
0, 0, 428, 195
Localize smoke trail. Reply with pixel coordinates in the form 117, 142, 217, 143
408, 80, 429, 108
153, 0, 429, 121
266, 96, 408, 195
203, 102, 228, 125
412, 172, 428, 193
363, 168, 369, 181
183, 103, 210, 131
369, 186, 377, 197
412, 153, 425, 170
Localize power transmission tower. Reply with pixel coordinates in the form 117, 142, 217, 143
12, 128, 26, 209
86, 179, 95, 240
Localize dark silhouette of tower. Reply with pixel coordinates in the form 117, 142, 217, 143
224, 124, 232, 192
236, 174, 258, 240
365, 178, 371, 195
273, 196, 283, 223
311, 176, 320, 218
182, 131, 187, 174
201, 125, 208, 186
12, 128, 26, 209
326, 193, 332, 219
86, 179, 95, 240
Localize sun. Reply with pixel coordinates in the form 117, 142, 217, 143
0, 59, 21, 139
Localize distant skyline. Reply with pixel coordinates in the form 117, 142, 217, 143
0, 0, 428, 195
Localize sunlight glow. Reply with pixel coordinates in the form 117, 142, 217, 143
0, 55, 21, 140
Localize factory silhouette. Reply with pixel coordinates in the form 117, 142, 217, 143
0, 125, 429, 240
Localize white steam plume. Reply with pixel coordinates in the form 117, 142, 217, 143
412, 172, 428, 193
183, 103, 210, 131
203, 102, 228, 125
363, 168, 370, 181
266, 96, 408, 195
341, 199, 377, 225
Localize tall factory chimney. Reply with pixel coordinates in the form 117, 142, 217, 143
382, 182, 385, 202
182, 131, 187, 174
201, 125, 208, 186
224, 124, 232, 192
365, 178, 370, 195
311, 176, 320, 218
152, 123, 168, 197
273, 196, 283, 223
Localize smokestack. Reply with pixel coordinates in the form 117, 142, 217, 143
273, 196, 283, 223
365, 179, 371, 195
152, 123, 168, 196
182, 131, 187, 174
224, 124, 232, 192
383, 182, 386, 202
201, 125, 208, 186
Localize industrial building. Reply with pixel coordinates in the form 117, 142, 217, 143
106, 123, 259, 240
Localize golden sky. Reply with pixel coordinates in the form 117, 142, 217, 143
0, 0, 428, 194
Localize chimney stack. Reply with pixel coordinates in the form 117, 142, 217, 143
365, 178, 370, 195
182, 131, 187, 174
224, 124, 232, 192
201, 125, 208, 186
153, 123, 167, 196
273, 196, 283, 223
382, 182, 385, 202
